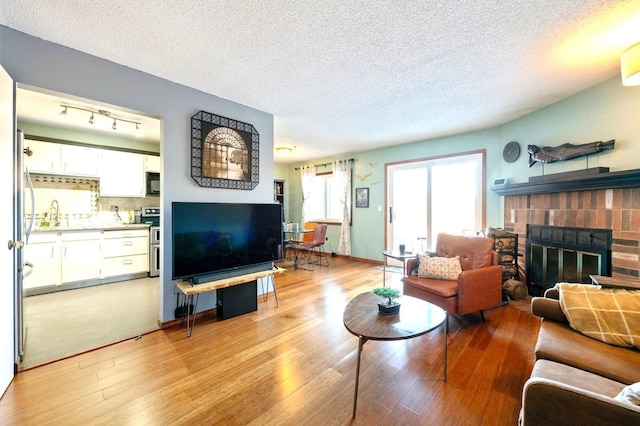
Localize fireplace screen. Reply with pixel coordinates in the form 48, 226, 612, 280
526, 225, 611, 296
528, 244, 602, 291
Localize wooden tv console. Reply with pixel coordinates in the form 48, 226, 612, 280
177, 266, 286, 337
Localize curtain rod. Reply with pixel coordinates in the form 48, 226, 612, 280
295, 158, 354, 170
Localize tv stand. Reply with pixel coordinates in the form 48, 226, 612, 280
176, 266, 285, 337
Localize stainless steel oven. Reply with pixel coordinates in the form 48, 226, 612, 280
149, 226, 160, 277
142, 207, 160, 277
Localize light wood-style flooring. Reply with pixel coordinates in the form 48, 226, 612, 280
0, 256, 540, 425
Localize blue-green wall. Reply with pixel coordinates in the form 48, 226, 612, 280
282, 77, 640, 262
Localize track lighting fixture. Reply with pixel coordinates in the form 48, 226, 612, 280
59, 104, 142, 134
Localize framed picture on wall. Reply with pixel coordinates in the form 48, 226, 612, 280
355, 187, 369, 208
190, 110, 260, 190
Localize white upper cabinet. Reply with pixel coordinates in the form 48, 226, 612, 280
144, 155, 160, 172
25, 140, 100, 176
60, 145, 100, 176
24, 140, 61, 174
99, 150, 145, 197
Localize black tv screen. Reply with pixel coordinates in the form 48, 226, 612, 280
172, 202, 283, 283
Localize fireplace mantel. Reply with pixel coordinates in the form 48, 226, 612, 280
492, 168, 640, 196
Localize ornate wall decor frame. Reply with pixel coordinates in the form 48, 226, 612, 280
191, 110, 259, 189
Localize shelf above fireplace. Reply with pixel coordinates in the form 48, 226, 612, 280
492, 168, 640, 196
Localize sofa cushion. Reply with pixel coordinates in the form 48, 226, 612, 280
435, 233, 494, 270
556, 283, 640, 349
418, 255, 461, 280
531, 359, 625, 398
535, 320, 640, 384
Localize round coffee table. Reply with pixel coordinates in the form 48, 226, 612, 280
343, 291, 448, 418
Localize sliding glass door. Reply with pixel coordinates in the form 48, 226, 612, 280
386, 151, 484, 254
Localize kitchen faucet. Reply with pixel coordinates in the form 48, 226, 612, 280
50, 200, 60, 227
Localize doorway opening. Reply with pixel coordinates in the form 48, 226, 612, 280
16, 86, 162, 369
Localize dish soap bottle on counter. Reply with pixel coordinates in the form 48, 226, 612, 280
40, 212, 50, 228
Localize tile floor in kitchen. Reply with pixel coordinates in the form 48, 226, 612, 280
20, 276, 160, 369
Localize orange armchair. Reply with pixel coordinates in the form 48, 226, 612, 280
401, 233, 503, 320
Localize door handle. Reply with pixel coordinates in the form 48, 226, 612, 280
8, 240, 24, 250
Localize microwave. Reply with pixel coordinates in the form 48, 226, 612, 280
146, 172, 160, 196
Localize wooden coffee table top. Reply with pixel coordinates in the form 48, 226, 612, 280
343, 292, 446, 341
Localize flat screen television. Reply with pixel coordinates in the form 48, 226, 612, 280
172, 202, 283, 284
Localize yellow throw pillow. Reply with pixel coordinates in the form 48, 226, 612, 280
418, 255, 462, 280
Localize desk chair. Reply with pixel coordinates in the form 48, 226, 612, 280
289, 222, 317, 261
298, 224, 329, 270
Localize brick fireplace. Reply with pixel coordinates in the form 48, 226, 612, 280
502, 186, 640, 293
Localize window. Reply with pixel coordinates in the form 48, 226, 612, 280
305, 172, 343, 223
386, 151, 485, 252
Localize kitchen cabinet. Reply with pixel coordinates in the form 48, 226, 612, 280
102, 229, 148, 278
60, 145, 100, 176
61, 231, 102, 284
24, 232, 61, 289
25, 140, 100, 176
99, 150, 145, 197
144, 155, 160, 172
24, 140, 60, 174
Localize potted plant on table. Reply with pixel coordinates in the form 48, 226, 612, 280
372, 287, 401, 315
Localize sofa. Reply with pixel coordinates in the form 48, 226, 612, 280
400, 233, 503, 319
521, 286, 640, 425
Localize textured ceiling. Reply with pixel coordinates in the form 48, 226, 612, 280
2, 1, 640, 163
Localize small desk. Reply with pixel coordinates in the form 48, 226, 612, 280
343, 292, 447, 418
382, 250, 417, 285
177, 266, 286, 337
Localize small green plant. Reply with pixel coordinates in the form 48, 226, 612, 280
372, 287, 401, 306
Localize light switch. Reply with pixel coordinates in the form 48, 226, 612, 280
377, 205, 382, 212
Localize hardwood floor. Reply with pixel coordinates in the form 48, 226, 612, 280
0, 256, 540, 425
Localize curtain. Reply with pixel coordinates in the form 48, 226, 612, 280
300, 165, 315, 225
334, 159, 352, 255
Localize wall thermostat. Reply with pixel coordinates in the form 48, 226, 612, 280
492, 177, 508, 186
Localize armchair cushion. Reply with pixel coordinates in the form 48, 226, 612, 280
417, 255, 461, 280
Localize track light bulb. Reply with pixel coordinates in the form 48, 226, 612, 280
89, 113, 95, 124
59, 106, 67, 119
135, 123, 142, 137
112, 119, 117, 130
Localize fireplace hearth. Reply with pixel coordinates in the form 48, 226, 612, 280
526, 224, 611, 296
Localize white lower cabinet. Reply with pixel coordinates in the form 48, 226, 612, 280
61, 231, 102, 284
24, 233, 61, 289
26, 228, 150, 292
102, 229, 149, 278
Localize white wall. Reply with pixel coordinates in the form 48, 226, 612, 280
0, 25, 275, 322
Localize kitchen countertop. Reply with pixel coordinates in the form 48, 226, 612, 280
31, 223, 151, 233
